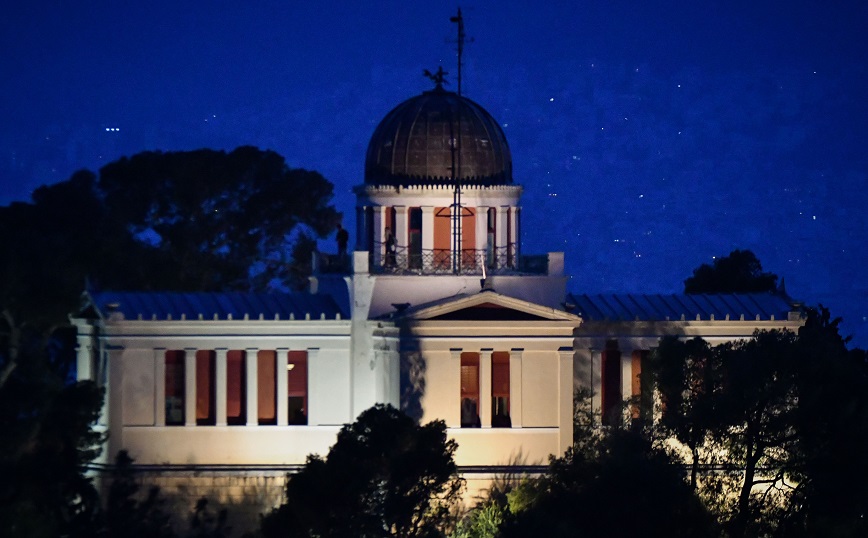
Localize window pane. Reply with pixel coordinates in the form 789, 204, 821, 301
287, 351, 308, 425
227, 350, 246, 425
195, 350, 215, 426
491, 351, 511, 427
460, 352, 480, 428
165, 350, 185, 426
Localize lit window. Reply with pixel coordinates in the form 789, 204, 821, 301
287, 351, 308, 425
196, 350, 216, 426
460, 352, 480, 428
165, 350, 185, 426
491, 352, 511, 427
227, 350, 246, 425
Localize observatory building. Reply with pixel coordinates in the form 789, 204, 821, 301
74, 73, 802, 524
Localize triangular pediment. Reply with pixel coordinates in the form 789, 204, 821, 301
403, 290, 581, 323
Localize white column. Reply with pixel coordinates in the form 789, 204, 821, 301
184, 348, 196, 427
509, 348, 523, 427
215, 348, 228, 426
621, 348, 634, 402
558, 347, 575, 453
394, 206, 408, 248
154, 349, 166, 427
277, 348, 288, 426
475, 206, 488, 251
496, 206, 508, 265
306, 347, 319, 425
371, 206, 384, 266
421, 206, 434, 270
479, 349, 493, 427
245, 348, 258, 426
450, 348, 462, 428
591, 349, 602, 423
509, 206, 519, 264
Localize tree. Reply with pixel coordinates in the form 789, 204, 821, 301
0, 318, 104, 537
684, 249, 778, 294
260, 404, 463, 538
98, 146, 340, 292
499, 429, 719, 538
648, 310, 868, 537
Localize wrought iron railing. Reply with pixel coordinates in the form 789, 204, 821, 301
370, 243, 547, 276
313, 245, 550, 276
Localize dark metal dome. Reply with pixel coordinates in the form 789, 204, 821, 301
364, 87, 512, 186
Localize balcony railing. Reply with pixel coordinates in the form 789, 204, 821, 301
313, 244, 550, 276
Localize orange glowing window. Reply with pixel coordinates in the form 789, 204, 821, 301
195, 350, 215, 426
492, 351, 511, 427
460, 352, 480, 428
287, 351, 308, 425
227, 350, 246, 425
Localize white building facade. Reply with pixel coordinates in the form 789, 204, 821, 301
74, 83, 803, 528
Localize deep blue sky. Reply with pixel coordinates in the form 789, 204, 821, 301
1, 1, 866, 346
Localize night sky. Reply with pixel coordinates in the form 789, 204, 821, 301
1, 1, 866, 347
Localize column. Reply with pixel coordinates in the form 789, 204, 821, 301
215, 348, 228, 426
154, 349, 166, 427
276, 348, 288, 426
184, 348, 196, 427
508, 206, 519, 265
496, 206, 508, 266
394, 206, 408, 248
509, 348, 523, 427
591, 349, 602, 423
306, 348, 319, 425
479, 348, 493, 428
558, 347, 575, 453
245, 347, 258, 426
621, 347, 634, 402
450, 348, 462, 428
475, 205, 488, 251
421, 206, 434, 271
371, 206, 384, 266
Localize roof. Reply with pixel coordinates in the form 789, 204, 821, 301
566, 293, 796, 322
364, 87, 512, 186
84, 291, 346, 321
394, 289, 581, 323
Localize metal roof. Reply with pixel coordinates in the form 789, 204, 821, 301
566, 293, 795, 322
86, 291, 345, 321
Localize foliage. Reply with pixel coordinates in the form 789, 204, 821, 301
260, 404, 463, 538
0, 317, 105, 537
98, 146, 340, 292
0, 147, 340, 332
105, 451, 174, 537
498, 429, 719, 538
684, 249, 778, 294
647, 307, 868, 537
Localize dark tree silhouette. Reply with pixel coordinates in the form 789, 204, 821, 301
647, 309, 868, 537
499, 429, 719, 538
684, 249, 778, 294
260, 404, 463, 538
0, 320, 104, 537
98, 146, 341, 292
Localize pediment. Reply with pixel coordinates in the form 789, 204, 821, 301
403, 290, 581, 323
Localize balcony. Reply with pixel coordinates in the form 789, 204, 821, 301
313, 244, 553, 276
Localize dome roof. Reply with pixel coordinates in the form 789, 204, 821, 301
364, 87, 512, 186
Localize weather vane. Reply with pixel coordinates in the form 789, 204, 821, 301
423, 66, 449, 89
